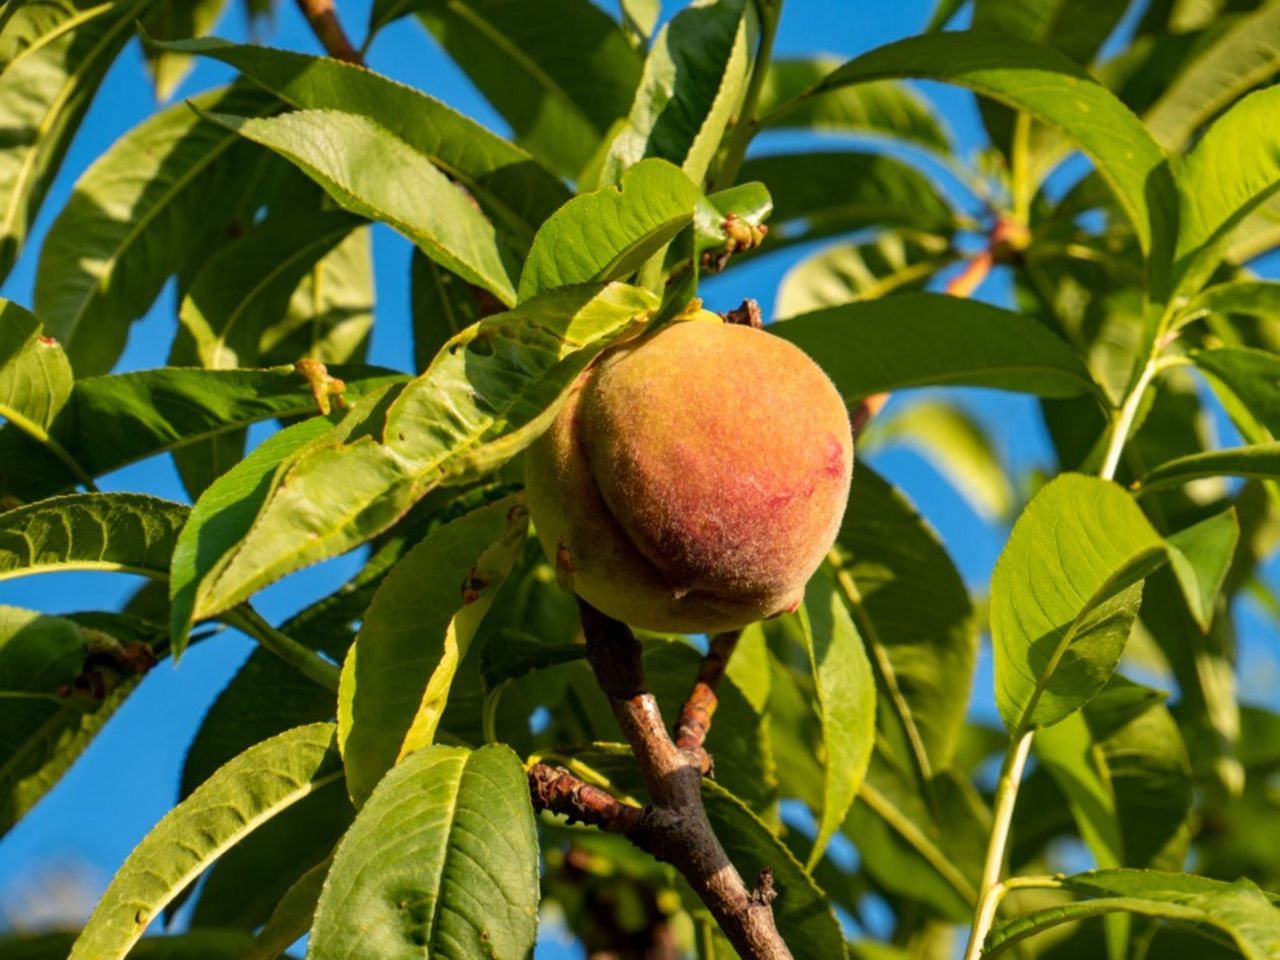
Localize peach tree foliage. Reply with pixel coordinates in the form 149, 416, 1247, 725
1, 0, 1280, 956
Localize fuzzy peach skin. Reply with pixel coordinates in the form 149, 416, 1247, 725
524, 315, 853, 634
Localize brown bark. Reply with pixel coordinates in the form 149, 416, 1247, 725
530, 602, 793, 960
293, 0, 362, 64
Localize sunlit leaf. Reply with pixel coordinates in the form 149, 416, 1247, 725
200, 107, 518, 306
184, 283, 655, 628
156, 37, 570, 245
141, 0, 229, 100
1166, 509, 1238, 632
69, 724, 343, 960
1138, 443, 1280, 493
0, 493, 187, 583
0, 298, 72, 436
520, 159, 702, 300
338, 496, 527, 805
308, 743, 539, 960
992, 475, 1166, 734
604, 0, 756, 185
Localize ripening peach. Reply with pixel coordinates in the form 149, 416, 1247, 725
524, 314, 853, 634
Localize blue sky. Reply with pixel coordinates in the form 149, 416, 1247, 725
1, 0, 1276, 952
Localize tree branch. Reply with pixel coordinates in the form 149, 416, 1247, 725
543, 600, 792, 960
294, 0, 362, 64
674, 630, 741, 774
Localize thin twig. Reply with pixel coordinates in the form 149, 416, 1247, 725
534, 601, 793, 960
294, 0, 362, 64
225, 605, 341, 693
675, 630, 741, 774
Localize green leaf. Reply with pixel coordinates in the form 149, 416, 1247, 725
1144, 2, 1280, 150
798, 34, 1174, 279
972, 0, 1132, 66
168, 415, 338, 655
140, 0, 229, 100
1034, 676, 1193, 957
0, 0, 149, 280
1173, 87, 1280, 296
1228, 193, 1280, 265
179, 520, 425, 804
755, 57, 950, 151
992, 475, 1167, 734
0, 493, 187, 583
603, 0, 756, 185
34, 84, 278, 375
1174, 279, 1280, 331
241, 855, 332, 960
338, 496, 527, 805
865, 399, 1015, 521
1138, 443, 1280, 493
1193, 347, 1280, 439
849, 758, 987, 923
185, 283, 656, 626
1166, 509, 1239, 632
620, 0, 660, 45
157, 37, 570, 245
830, 465, 977, 777
1, 675, 140, 839
177, 211, 368, 369
405, 0, 643, 180
0, 605, 87, 694
985, 870, 1280, 959
774, 232, 954, 319
308, 743, 539, 960
410, 252, 480, 372
790, 565, 875, 869
771, 293, 1100, 400
67, 366, 403, 480
0, 931, 255, 959
701, 779, 846, 958
200, 107, 518, 306
519, 158, 701, 300
740, 152, 955, 251
0, 298, 72, 435
192, 780, 351, 931
69, 723, 343, 960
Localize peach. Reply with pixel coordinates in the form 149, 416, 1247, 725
524, 314, 853, 634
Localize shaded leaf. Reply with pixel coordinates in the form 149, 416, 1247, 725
1193, 347, 1280, 440
0, 930, 254, 959
755, 57, 950, 151
799, 33, 1175, 285
407, 0, 643, 179
308, 743, 539, 960
1138, 442, 1280, 493
411, 252, 480, 373
1145, 2, 1280, 150
0, 0, 148, 279
0, 605, 86, 694
1166, 509, 1238, 632
604, 0, 755, 185
69, 724, 343, 960
865, 399, 1014, 521
775, 232, 955, 319
790, 565, 875, 868
1175, 279, 1280, 332
701, 780, 846, 958
740, 152, 954, 251
772, 293, 1100, 401
141, 0, 229, 100
986, 870, 1280, 959
992, 475, 1166, 734
201, 107, 517, 305
242, 855, 332, 960
35, 84, 278, 375
338, 496, 527, 805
